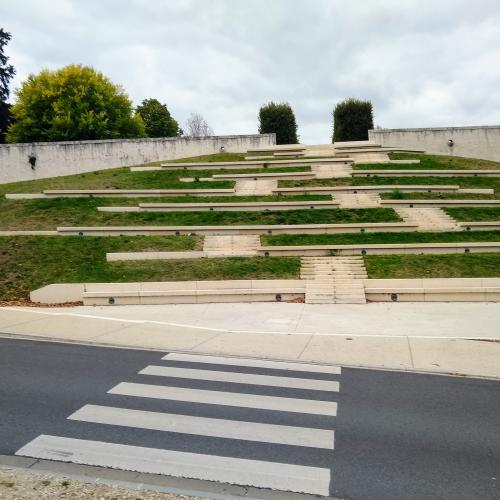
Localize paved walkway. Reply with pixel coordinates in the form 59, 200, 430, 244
1, 303, 499, 379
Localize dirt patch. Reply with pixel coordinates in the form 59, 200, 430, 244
0, 301, 83, 308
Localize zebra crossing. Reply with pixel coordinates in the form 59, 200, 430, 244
15, 353, 341, 496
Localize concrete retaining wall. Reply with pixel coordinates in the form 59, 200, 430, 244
369, 126, 500, 162
0, 134, 276, 185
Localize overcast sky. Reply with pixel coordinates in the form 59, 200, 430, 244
2, 0, 500, 143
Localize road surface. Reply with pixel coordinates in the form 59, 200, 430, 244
0, 338, 499, 499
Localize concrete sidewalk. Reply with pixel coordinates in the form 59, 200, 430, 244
1, 303, 499, 379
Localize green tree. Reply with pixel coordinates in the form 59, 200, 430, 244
136, 98, 180, 138
332, 98, 374, 142
0, 28, 15, 143
258, 102, 298, 145
7, 64, 145, 143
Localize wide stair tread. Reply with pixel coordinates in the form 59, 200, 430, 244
395, 207, 459, 231
302, 256, 367, 304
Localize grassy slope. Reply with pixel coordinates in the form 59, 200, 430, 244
0, 198, 401, 230
0, 235, 299, 300
262, 230, 500, 246
280, 154, 500, 204
380, 191, 496, 200
365, 253, 500, 279
280, 175, 500, 190
355, 152, 500, 170
444, 207, 500, 221
0, 165, 316, 196
3, 152, 500, 298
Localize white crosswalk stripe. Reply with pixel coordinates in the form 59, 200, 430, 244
69, 404, 335, 449
109, 382, 338, 415
16, 353, 341, 496
16, 435, 331, 496
139, 365, 340, 391
162, 353, 342, 374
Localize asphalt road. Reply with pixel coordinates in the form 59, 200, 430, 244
0, 337, 499, 499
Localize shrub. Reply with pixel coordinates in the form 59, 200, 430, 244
7, 64, 146, 143
136, 98, 180, 138
258, 102, 298, 145
332, 98, 374, 142
390, 189, 404, 199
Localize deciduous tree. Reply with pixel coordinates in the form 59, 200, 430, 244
185, 113, 213, 137
136, 98, 180, 138
7, 64, 145, 143
0, 28, 15, 143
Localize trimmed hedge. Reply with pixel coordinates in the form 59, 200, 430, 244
332, 98, 374, 142
258, 101, 299, 145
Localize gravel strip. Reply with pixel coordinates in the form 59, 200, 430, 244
0, 467, 203, 499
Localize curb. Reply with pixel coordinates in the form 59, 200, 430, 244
0, 454, 337, 500
0, 331, 499, 381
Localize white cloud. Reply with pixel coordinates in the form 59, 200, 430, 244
2, 0, 500, 143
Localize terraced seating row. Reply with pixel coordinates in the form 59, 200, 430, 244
382, 200, 500, 208
258, 241, 500, 257
354, 169, 500, 177
29, 277, 500, 305
3, 185, 478, 200
366, 278, 500, 302
5, 189, 236, 199
182, 171, 316, 182
273, 185, 461, 195
82, 280, 306, 305
149, 157, 353, 171
97, 200, 341, 213
56, 222, 418, 236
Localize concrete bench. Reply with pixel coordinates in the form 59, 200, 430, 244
364, 278, 500, 302
459, 222, 500, 231
273, 185, 461, 195
5, 189, 236, 199
81, 279, 306, 305
273, 152, 306, 158
210, 172, 315, 181
247, 145, 307, 153
57, 222, 419, 237
244, 156, 275, 161
333, 141, 381, 149
156, 157, 353, 171
354, 169, 500, 177
381, 200, 500, 208
98, 200, 341, 213
258, 242, 500, 257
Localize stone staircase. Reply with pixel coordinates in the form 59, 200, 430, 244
234, 179, 277, 195
203, 235, 261, 256
300, 256, 367, 304
395, 207, 459, 231
311, 164, 353, 179
335, 192, 381, 208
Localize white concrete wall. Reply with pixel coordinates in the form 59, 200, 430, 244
0, 134, 276, 184
369, 126, 500, 162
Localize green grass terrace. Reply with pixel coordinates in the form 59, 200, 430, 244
0, 236, 299, 302
357, 152, 500, 170
0, 197, 400, 230
365, 253, 500, 279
